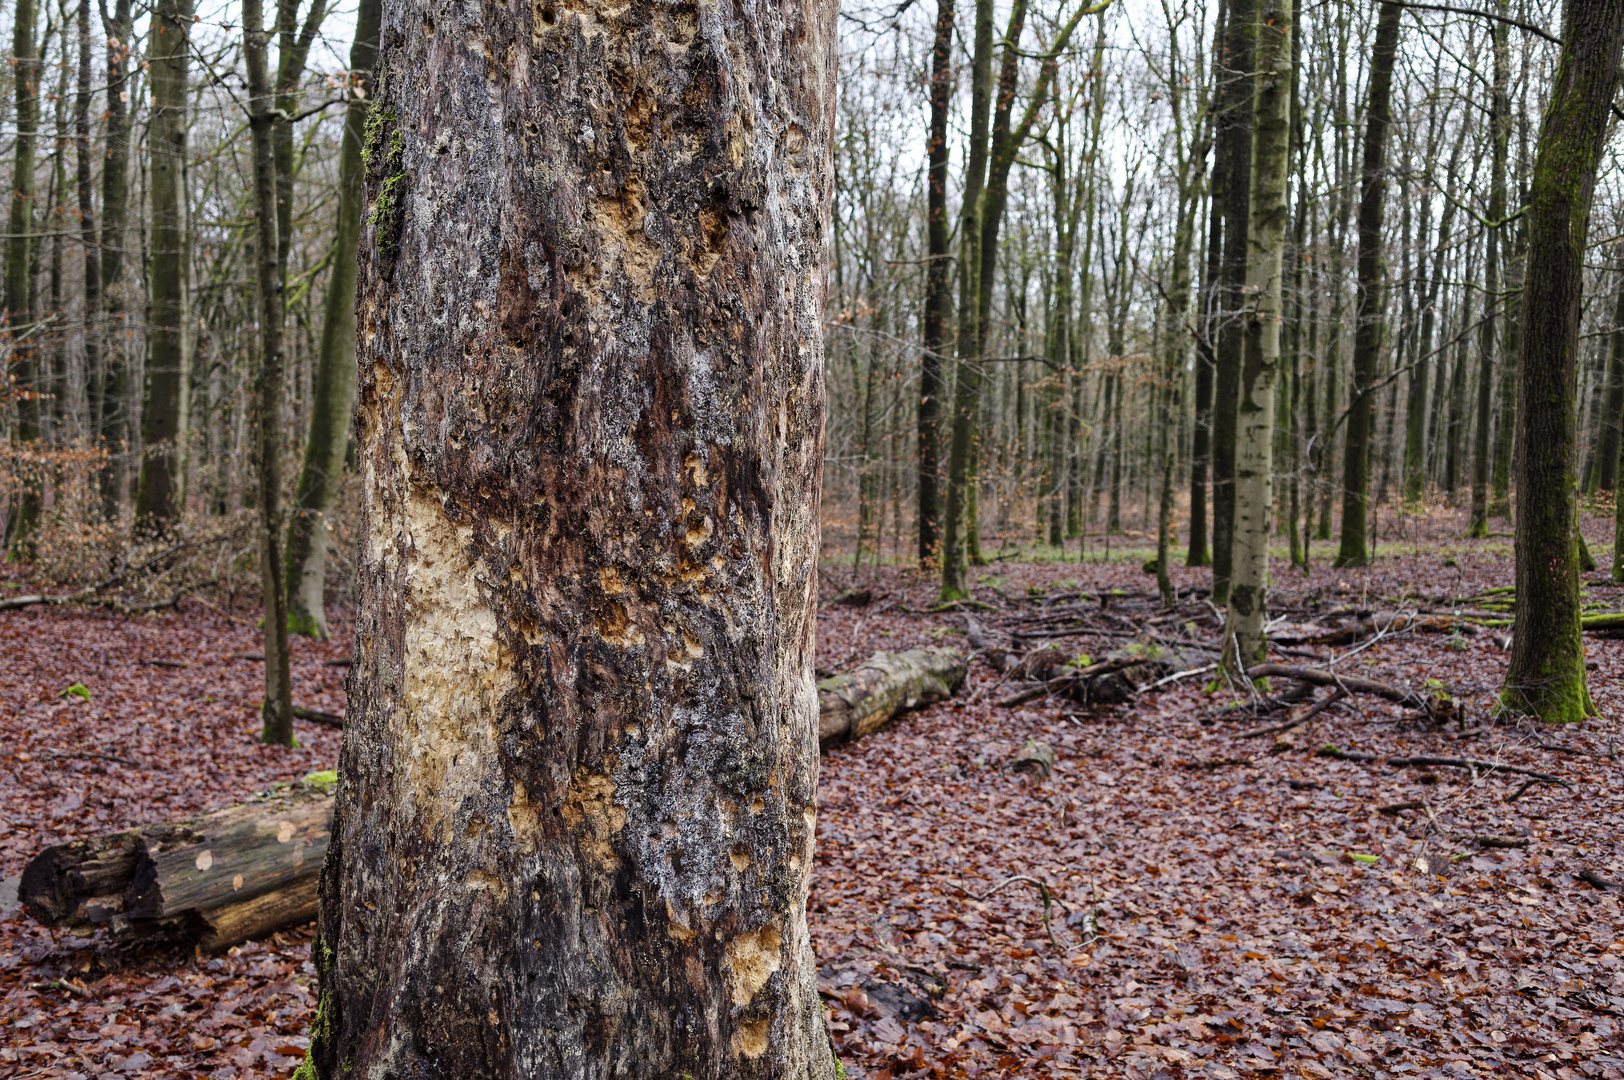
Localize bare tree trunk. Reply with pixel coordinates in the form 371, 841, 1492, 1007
243, 0, 294, 745
134, 0, 192, 532
284, 0, 380, 638
71, 0, 100, 455
917, 0, 954, 565
5, 0, 40, 551
97, 0, 133, 517
1334, 0, 1402, 568
1209, 0, 1254, 603
1225, 0, 1292, 668
303, 0, 838, 1070
1468, 15, 1511, 537
1594, 258, 1624, 494
1501, 0, 1624, 724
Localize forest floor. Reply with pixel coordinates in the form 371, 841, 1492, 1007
2, 508, 1622, 1079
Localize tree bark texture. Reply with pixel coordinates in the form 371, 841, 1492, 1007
308, 0, 838, 1071
1502, 0, 1624, 723
1334, 0, 1401, 568
1226, 0, 1292, 669
285, 0, 382, 639
244, 1, 297, 746
1592, 259, 1624, 493
134, 0, 193, 531
1209, 0, 1254, 604
98, 0, 134, 515
916, 0, 954, 565
1468, 16, 1511, 536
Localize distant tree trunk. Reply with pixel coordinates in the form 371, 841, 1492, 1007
939, 0, 996, 601
1443, 240, 1474, 498
284, 0, 381, 639
1334, 0, 1401, 568
5, 0, 40, 551
244, 0, 295, 745
1594, 260, 1624, 493
134, 0, 193, 532
1209, 0, 1254, 603
303, 0, 837, 1069
917, 0, 954, 565
98, 0, 133, 516
1408, 134, 1463, 504
1226, 0, 1292, 669
73, 0, 100, 457
1492, 208, 1525, 515
1501, 0, 1624, 724
1468, 17, 1511, 537
1045, 111, 1074, 548
1187, 170, 1218, 567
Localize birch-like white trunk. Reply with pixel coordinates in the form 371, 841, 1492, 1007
1225, 1, 1293, 670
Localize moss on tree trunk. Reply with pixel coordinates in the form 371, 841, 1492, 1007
1501, 0, 1624, 724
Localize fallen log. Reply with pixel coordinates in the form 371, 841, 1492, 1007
998, 641, 1217, 708
26, 650, 966, 951
818, 647, 967, 749
1245, 663, 1436, 712
21, 777, 333, 950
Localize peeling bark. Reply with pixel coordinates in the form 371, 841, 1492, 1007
310, 0, 838, 1072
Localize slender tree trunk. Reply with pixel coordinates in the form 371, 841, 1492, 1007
1334, 0, 1402, 568
917, 0, 954, 565
1209, 0, 1255, 604
939, 0, 996, 600
1468, 17, 1511, 537
5, 0, 40, 551
1492, 208, 1525, 515
304, 0, 837, 1068
1501, 0, 1623, 724
98, 0, 133, 516
1408, 135, 1463, 504
244, 0, 295, 745
134, 0, 193, 531
284, 0, 381, 638
75, 0, 100, 458
1226, 0, 1292, 669
1594, 259, 1624, 493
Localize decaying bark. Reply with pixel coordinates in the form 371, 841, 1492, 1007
309, 0, 838, 1071
20, 782, 331, 950
817, 648, 966, 748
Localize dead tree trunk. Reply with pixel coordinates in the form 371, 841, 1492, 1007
307, 0, 839, 1071
818, 647, 967, 748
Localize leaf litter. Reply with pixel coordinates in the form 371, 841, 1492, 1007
3, 532, 1624, 1079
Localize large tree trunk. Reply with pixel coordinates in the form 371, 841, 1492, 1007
306, 0, 838, 1070
133, 0, 193, 532
284, 0, 381, 639
916, 0, 954, 566
1333, 0, 1402, 568
1501, 0, 1624, 723
244, 0, 296, 744
1226, 0, 1293, 668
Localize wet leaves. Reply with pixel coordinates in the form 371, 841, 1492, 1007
3, 537, 1624, 1078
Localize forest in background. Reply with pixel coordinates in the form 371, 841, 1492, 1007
5, 0, 1624, 692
